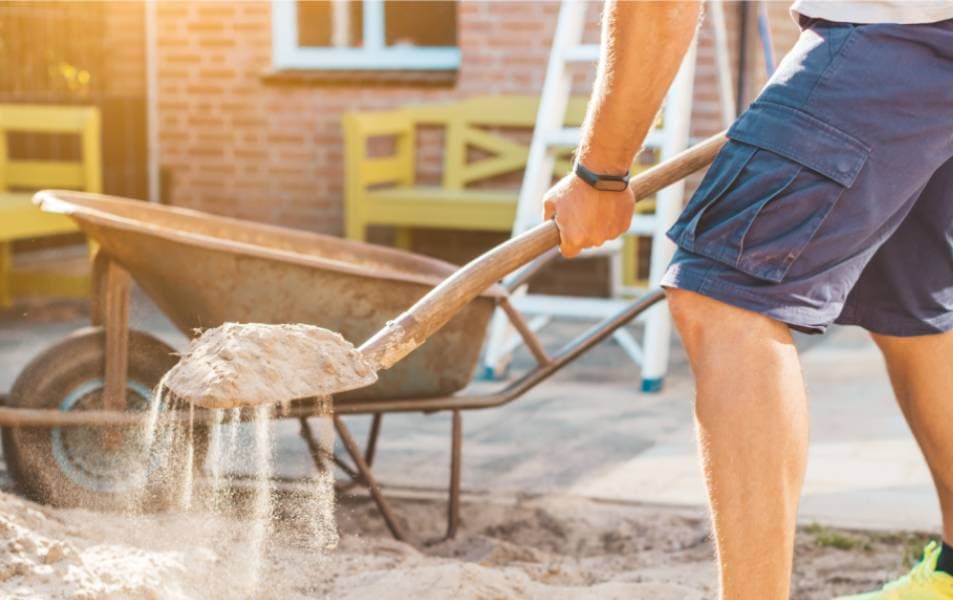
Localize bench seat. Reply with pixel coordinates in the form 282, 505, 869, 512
363, 187, 517, 232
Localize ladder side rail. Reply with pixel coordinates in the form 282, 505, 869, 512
639, 40, 698, 392
512, 0, 588, 235
483, 0, 588, 378
709, 0, 737, 128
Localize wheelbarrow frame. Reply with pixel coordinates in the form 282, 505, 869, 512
0, 243, 666, 543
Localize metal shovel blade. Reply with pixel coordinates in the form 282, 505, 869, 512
163, 322, 378, 409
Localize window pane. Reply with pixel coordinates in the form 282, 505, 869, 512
384, 1, 456, 47
297, 1, 363, 48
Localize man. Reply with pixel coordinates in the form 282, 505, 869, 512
543, 1, 953, 598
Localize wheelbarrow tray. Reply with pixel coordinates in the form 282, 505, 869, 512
37, 190, 504, 402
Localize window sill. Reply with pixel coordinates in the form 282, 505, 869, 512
261, 68, 458, 87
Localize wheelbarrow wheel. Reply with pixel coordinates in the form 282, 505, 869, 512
2, 326, 208, 512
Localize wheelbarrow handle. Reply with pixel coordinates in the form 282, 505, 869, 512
359, 131, 729, 371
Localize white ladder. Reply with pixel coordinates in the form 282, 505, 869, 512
482, 0, 725, 391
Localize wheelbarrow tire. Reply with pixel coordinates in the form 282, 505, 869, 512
2, 326, 208, 512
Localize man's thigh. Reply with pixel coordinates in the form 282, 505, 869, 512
662, 18, 953, 333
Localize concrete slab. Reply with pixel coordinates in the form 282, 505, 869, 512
568, 325, 938, 531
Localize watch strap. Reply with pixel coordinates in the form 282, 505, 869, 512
573, 160, 630, 192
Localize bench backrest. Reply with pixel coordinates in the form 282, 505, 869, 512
0, 104, 102, 193
406, 95, 587, 190
343, 95, 587, 192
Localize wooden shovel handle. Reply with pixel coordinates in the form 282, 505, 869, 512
359, 219, 561, 369
359, 131, 729, 370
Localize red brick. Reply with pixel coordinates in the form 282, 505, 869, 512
197, 37, 237, 48
196, 4, 236, 18
186, 21, 226, 33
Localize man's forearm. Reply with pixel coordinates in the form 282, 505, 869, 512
577, 0, 701, 174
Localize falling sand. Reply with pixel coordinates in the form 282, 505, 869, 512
153, 322, 370, 591
83, 373, 342, 598
85, 321, 361, 595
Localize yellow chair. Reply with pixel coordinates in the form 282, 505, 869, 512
0, 104, 101, 307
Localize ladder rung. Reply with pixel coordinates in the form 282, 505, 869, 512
577, 238, 623, 258
643, 130, 665, 149
561, 44, 599, 62
544, 128, 666, 149
532, 217, 658, 247
512, 294, 653, 321
627, 215, 657, 236
544, 127, 581, 147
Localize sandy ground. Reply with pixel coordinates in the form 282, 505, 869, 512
0, 298, 939, 599
0, 481, 933, 600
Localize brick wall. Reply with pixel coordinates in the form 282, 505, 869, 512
155, 1, 801, 284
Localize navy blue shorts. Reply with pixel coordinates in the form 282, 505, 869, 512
662, 17, 953, 336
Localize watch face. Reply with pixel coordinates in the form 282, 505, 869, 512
594, 179, 629, 192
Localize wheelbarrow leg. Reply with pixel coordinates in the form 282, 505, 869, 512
333, 415, 405, 541
446, 410, 462, 540
299, 417, 363, 484
365, 413, 383, 467
91, 253, 130, 412
89, 248, 109, 328
93, 255, 130, 448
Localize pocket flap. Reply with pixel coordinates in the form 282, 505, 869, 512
728, 101, 870, 187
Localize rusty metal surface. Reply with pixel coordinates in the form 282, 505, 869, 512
37, 190, 501, 401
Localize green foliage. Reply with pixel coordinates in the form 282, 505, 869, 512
805, 522, 873, 552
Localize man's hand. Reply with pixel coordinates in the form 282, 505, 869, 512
543, 173, 634, 259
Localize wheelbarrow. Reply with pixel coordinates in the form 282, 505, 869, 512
0, 133, 726, 540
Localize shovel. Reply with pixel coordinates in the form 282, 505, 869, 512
164, 132, 728, 409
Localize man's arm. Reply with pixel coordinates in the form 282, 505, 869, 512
543, 0, 701, 258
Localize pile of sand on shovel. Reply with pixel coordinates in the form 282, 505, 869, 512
165, 323, 378, 409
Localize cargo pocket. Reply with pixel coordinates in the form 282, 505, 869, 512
667, 101, 870, 283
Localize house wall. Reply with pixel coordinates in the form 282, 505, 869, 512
155, 1, 800, 280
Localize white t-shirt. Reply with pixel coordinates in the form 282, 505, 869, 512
791, 0, 953, 24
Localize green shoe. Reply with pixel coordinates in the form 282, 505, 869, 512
836, 542, 953, 599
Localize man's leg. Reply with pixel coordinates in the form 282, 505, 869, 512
871, 330, 953, 539
667, 288, 809, 600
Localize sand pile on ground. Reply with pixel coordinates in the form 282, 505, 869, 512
0, 489, 715, 600
0, 485, 924, 599
0, 490, 196, 599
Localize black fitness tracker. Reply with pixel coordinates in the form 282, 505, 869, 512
573, 160, 630, 192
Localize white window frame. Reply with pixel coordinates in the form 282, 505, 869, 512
272, 0, 460, 70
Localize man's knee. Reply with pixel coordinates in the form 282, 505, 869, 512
665, 288, 747, 339
665, 287, 792, 352
665, 288, 708, 334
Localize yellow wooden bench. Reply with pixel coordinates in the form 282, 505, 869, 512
0, 104, 101, 307
343, 95, 657, 287
343, 95, 587, 247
